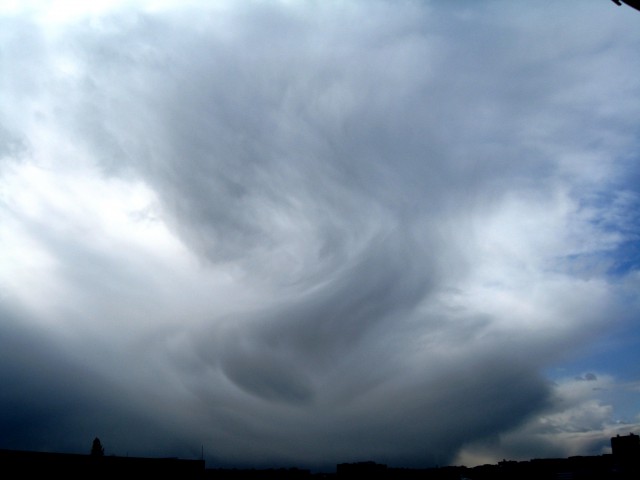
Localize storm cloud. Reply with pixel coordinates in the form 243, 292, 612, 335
1, 0, 639, 471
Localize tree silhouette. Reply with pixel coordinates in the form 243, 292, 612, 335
91, 437, 104, 456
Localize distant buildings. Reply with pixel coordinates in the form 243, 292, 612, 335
333, 434, 640, 479
1, 433, 638, 479
204, 467, 311, 479
336, 461, 387, 476
612, 433, 640, 474
0, 449, 205, 479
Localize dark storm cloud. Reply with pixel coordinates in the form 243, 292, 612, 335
1, 0, 639, 470
0, 302, 198, 458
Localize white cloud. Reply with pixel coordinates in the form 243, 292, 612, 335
456, 374, 640, 465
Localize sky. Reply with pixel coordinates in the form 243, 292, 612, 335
1, 0, 639, 472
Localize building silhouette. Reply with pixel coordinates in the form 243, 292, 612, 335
611, 433, 640, 477
1, 433, 638, 479
0, 449, 204, 479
